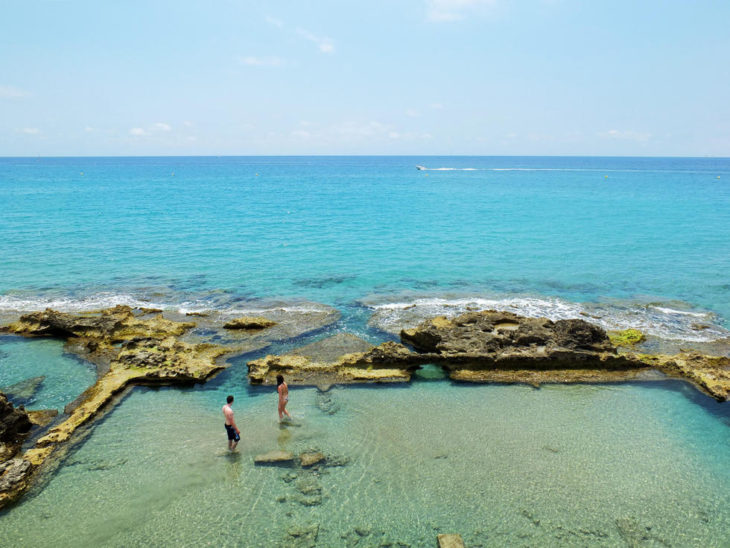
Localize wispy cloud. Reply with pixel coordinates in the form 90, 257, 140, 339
130, 122, 173, 137
426, 0, 497, 22
296, 28, 335, 54
20, 127, 41, 135
0, 85, 30, 99
265, 15, 284, 28
239, 55, 285, 67
599, 129, 652, 143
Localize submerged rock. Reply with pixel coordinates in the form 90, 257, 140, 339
254, 450, 296, 465
286, 523, 320, 547
300, 451, 326, 467
2, 376, 45, 405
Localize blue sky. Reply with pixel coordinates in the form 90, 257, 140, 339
1, 0, 729, 156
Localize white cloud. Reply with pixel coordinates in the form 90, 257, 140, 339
296, 28, 335, 54
84, 126, 94, 133
239, 56, 285, 67
406, 109, 421, 118
265, 16, 284, 28
129, 123, 173, 137
426, 0, 496, 22
183, 121, 194, 127
599, 129, 652, 143
430, 103, 444, 109
0, 85, 29, 99
20, 127, 40, 135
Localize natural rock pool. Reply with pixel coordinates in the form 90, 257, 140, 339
1, 366, 728, 547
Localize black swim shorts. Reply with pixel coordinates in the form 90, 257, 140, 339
225, 424, 240, 441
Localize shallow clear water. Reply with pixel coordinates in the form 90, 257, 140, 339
0, 336, 96, 411
0, 375, 728, 547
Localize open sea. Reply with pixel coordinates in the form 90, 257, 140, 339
0, 156, 729, 546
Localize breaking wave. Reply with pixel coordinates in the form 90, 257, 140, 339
363, 294, 729, 343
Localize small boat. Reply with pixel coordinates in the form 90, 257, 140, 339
416, 165, 426, 171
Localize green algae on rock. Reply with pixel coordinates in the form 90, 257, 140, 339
608, 328, 646, 347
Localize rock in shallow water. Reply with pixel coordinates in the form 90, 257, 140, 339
254, 450, 295, 465
2, 376, 45, 405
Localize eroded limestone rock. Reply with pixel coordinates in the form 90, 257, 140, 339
247, 335, 416, 385
223, 316, 277, 330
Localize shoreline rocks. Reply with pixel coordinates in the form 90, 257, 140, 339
248, 309, 729, 401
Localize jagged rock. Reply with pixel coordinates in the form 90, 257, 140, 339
4, 305, 194, 341
223, 316, 276, 330
254, 450, 295, 465
401, 310, 614, 356
0, 393, 32, 444
300, 451, 325, 467
0, 458, 31, 492
2, 376, 45, 405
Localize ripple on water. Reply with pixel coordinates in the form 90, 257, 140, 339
0, 380, 729, 547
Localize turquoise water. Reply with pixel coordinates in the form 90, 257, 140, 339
0, 378, 728, 547
0, 336, 96, 411
1, 156, 729, 545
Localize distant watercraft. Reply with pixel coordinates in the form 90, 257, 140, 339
416, 165, 426, 170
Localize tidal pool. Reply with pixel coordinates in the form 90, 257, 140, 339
0, 336, 96, 412
0, 369, 728, 547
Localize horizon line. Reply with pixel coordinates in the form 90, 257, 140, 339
1, 153, 729, 160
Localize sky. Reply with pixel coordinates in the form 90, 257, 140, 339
1, 0, 729, 157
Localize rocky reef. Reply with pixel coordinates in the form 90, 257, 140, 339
248, 333, 418, 385
0, 303, 338, 510
249, 310, 730, 401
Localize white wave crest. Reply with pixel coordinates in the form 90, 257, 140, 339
0, 293, 332, 317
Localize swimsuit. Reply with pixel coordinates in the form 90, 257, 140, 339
225, 423, 240, 442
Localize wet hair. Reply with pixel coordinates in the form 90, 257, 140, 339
226, 395, 234, 404
276, 375, 284, 386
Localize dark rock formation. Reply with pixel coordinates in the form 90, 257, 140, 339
0, 393, 32, 446
400, 311, 615, 359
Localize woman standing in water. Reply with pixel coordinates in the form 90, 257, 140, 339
277, 374, 292, 422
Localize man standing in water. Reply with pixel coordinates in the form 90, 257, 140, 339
222, 395, 240, 451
